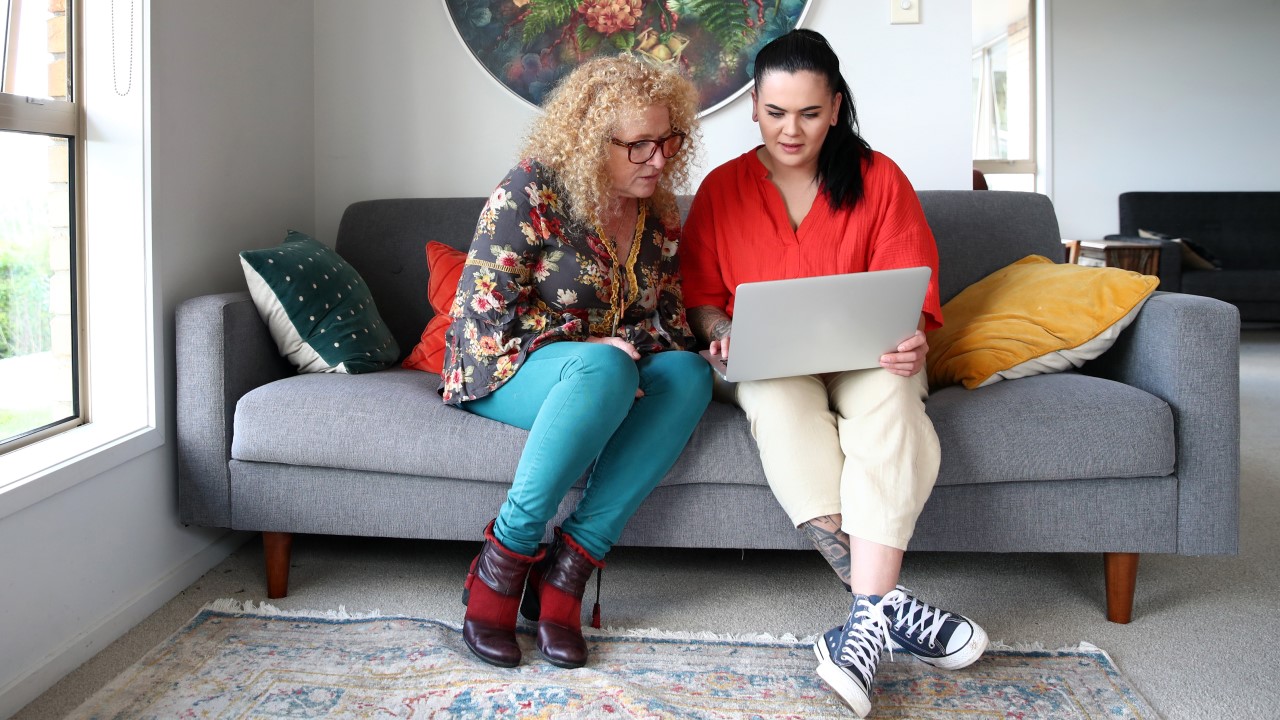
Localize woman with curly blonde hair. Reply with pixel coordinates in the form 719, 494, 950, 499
519, 55, 698, 234
442, 54, 711, 670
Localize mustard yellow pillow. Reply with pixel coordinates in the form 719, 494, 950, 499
926, 255, 1158, 390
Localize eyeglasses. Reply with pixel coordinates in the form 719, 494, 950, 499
609, 131, 687, 164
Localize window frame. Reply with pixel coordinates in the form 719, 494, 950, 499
2, 0, 17, 86
973, 0, 1038, 181
0, 0, 159, 520
0, 0, 87, 454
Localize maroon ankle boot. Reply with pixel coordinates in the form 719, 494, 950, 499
461, 520, 545, 668
520, 528, 605, 669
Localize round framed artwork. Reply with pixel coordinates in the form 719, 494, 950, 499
442, 0, 814, 116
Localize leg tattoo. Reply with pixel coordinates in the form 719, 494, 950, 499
800, 515, 852, 587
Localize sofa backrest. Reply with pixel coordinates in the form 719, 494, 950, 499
336, 198, 488, 360
1119, 191, 1280, 269
918, 190, 1062, 303
335, 191, 1063, 360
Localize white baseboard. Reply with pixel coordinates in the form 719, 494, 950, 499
0, 530, 253, 719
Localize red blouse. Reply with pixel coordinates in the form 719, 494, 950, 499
681, 148, 943, 331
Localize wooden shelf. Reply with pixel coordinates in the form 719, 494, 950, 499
1062, 239, 1161, 275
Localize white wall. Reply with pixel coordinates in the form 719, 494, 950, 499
1048, 0, 1280, 238
0, 2, 315, 715
313, 0, 972, 243
152, 1, 318, 298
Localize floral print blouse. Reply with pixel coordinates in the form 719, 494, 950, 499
440, 159, 695, 404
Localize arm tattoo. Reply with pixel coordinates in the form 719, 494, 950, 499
687, 305, 732, 346
800, 516, 853, 586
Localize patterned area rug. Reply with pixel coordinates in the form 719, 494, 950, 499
70, 601, 1159, 719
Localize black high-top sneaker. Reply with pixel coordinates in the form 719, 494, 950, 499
883, 585, 988, 670
813, 593, 893, 718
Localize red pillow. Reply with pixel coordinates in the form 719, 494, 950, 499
402, 241, 466, 374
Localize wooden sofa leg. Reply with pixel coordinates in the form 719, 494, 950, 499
1103, 552, 1139, 624
263, 531, 294, 599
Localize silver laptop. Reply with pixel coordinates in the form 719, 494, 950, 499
699, 267, 931, 383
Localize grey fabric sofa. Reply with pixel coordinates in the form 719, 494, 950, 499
176, 191, 1240, 623
1111, 191, 1280, 322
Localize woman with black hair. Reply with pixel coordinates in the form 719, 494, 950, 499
682, 29, 987, 717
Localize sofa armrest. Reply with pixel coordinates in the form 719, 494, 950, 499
176, 292, 292, 527
1085, 291, 1240, 554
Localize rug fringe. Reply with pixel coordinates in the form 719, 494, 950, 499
598, 626, 807, 643
204, 599, 384, 620
598, 632, 1108, 653
199, 603, 1105, 657
989, 639, 1106, 654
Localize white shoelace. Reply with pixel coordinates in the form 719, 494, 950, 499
885, 586, 951, 649
836, 594, 895, 678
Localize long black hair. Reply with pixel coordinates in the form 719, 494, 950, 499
752, 29, 872, 212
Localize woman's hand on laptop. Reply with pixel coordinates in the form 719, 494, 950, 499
708, 335, 731, 360
879, 329, 928, 377
688, 305, 733, 360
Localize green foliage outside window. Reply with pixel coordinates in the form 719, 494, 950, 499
0, 224, 53, 360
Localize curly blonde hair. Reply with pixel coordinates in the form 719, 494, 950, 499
520, 54, 700, 230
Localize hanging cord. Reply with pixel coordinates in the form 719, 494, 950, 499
111, 0, 135, 96
590, 568, 603, 629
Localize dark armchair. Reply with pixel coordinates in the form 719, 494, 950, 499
1109, 191, 1280, 322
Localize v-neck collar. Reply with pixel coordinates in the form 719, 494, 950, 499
747, 146, 823, 242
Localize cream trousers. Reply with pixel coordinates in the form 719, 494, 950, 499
732, 368, 940, 551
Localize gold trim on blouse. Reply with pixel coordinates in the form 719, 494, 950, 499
464, 256, 531, 279
591, 201, 648, 336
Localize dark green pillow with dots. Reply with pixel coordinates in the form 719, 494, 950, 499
239, 230, 399, 374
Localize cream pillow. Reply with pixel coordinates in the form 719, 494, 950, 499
926, 255, 1158, 390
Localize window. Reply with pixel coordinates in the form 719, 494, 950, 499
972, 0, 1036, 192
1, 0, 80, 453
0, 0, 156, 515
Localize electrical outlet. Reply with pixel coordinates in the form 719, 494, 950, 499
891, 0, 920, 24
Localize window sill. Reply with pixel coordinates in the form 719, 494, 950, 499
0, 422, 162, 522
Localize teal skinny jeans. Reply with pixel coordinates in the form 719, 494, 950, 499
461, 342, 711, 560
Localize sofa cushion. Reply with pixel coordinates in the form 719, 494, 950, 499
926, 255, 1158, 390
402, 242, 467, 374
928, 372, 1175, 486
239, 230, 399, 374
233, 369, 524, 482
232, 368, 749, 489
234, 368, 1173, 492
